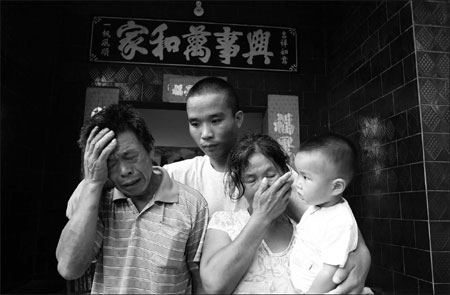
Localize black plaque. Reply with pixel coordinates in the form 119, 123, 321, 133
90, 16, 298, 72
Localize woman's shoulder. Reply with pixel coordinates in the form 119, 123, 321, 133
208, 210, 250, 238
209, 209, 248, 225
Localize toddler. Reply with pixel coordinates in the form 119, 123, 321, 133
289, 132, 359, 294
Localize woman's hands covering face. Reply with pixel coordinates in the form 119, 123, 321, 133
251, 171, 293, 221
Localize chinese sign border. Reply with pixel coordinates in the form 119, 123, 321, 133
90, 16, 298, 72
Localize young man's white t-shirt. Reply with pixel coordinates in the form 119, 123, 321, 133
163, 155, 248, 215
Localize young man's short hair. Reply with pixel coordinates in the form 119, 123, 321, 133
186, 77, 240, 114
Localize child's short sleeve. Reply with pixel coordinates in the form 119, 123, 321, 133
321, 218, 358, 267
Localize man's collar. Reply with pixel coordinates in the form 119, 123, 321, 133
112, 167, 179, 203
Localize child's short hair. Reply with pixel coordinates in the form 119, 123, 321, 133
298, 132, 358, 183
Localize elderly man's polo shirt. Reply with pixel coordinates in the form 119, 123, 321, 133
85, 167, 209, 294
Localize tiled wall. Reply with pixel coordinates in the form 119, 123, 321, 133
325, 1, 449, 294
413, 0, 450, 293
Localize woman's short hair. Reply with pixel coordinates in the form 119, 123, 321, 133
227, 133, 290, 199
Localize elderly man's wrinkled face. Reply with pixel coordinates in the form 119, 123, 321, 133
107, 130, 153, 199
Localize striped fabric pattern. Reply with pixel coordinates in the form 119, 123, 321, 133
89, 167, 208, 294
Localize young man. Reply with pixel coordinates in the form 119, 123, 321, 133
67, 77, 370, 293
163, 77, 248, 215
56, 104, 208, 294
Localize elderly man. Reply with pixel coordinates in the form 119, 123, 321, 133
56, 104, 208, 294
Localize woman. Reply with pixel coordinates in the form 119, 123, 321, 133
200, 134, 298, 294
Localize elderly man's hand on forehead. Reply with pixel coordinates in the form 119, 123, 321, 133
83, 126, 117, 184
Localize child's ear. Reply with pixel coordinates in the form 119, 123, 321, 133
331, 178, 346, 196
234, 110, 244, 128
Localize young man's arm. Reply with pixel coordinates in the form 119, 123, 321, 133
307, 264, 339, 294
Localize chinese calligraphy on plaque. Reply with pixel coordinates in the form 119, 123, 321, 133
265, 95, 300, 158
90, 17, 297, 72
